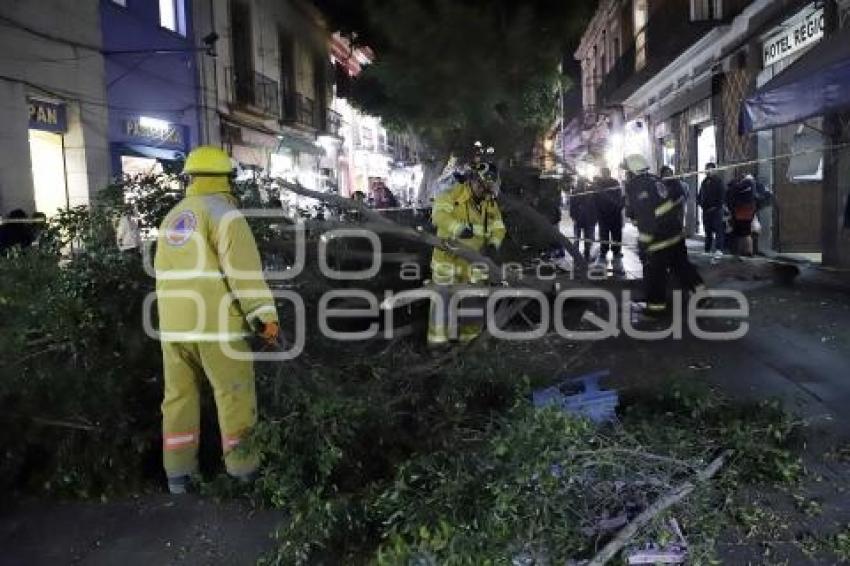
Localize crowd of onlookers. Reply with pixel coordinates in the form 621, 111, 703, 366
564, 162, 773, 266
697, 163, 772, 259
350, 181, 403, 210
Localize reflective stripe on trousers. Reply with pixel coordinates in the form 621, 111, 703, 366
428, 284, 485, 345
161, 340, 259, 478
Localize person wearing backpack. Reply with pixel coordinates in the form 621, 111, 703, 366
726, 174, 758, 257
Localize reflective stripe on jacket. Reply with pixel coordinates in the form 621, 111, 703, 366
154, 177, 278, 342
626, 173, 685, 254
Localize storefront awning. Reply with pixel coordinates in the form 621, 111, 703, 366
121, 143, 185, 162
740, 29, 850, 133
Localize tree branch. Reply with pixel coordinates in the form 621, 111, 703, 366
587, 450, 733, 566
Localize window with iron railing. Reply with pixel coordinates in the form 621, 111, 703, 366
279, 30, 296, 122
357, 126, 375, 150
228, 68, 281, 118
295, 93, 316, 128
326, 109, 342, 136
691, 0, 723, 21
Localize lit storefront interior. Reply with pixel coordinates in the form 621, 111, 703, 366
27, 98, 69, 217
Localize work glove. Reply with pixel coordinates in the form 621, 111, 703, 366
259, 321, 281, 347
457, 224, 474, 239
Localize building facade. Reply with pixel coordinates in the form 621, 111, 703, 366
193, 0, 340, 194
101, 0, 202, 177
0, 1, 110, 216
573, 0, 849, 263
329, 33, 422, 203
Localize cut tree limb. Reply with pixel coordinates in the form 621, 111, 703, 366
30, 416, 100, 432
498, 193, 587, 271
277, 180, 507, 284
572, 448, 696, 471
587, 449, 733, 566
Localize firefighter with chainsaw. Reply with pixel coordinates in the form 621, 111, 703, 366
428, 162, 506, 346
155, 146, 279, 494
623, 154, 705, 316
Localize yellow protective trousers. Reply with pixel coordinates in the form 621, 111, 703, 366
161, 339, 259, 478
427, 259, 488, 346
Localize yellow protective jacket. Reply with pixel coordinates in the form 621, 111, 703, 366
431, 182, 506, 283
155, 177, 278, 342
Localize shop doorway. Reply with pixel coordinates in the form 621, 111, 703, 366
695, 124, 717, 236
28, 129, 68, 216
696, 124, 717, 185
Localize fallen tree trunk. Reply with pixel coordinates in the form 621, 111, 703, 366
498, 192, 587, 271
275, 180, 602, 371
277, 180, 590, 287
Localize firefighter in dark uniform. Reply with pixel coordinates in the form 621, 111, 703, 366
624, 155, 705, 315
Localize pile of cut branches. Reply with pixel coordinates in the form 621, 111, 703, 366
239, 343, 802, 565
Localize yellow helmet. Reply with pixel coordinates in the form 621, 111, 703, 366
182, 145, 233, 175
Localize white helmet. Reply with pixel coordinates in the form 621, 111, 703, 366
623, 154, 650, 174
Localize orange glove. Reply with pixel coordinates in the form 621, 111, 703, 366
260, 322, 280, 346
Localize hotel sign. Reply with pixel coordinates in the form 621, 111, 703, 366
28, 98, 67, 133
763, 8, 824, 67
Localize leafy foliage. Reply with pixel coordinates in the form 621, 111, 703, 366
246, 352, 803, 565
0, 174, 812, 563
0, 176, 183, 497
341, 0, 593, 159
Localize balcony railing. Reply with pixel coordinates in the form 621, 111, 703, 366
294, 93, 317, 129
227, 68, 281, 118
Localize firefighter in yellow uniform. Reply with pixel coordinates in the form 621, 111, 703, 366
155, 146, 279, 494
429, 162, 506, 346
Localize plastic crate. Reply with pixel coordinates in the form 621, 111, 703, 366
532, 369, 618, 423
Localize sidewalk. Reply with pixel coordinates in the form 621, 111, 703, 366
558, 216, 644, 279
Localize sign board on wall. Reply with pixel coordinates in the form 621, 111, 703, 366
762, 7, 824, 67
28, 98, 67, 133
123, 119, 185, 149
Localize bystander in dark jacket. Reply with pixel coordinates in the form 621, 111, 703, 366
592, 168, 625, 265
569, 178, 597, 260
697, 163, 726, 255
